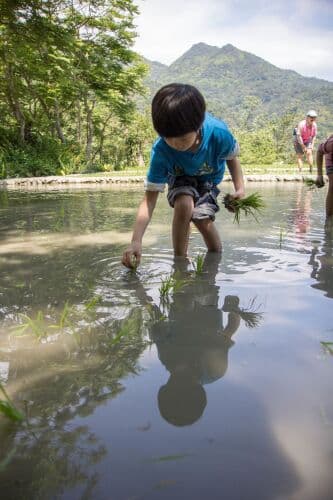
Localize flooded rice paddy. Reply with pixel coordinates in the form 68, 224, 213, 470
0, 183, 332, 500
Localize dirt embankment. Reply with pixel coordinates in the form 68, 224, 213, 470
0, 173, 317, 190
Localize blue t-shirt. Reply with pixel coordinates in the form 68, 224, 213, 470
146, 113, 237, 189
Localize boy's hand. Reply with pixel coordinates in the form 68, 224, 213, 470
228, 189, 245, 208
315, 175, 325, 188
232, 189, 245, 200
223, 190, 245, 213
122, 242, 142, 269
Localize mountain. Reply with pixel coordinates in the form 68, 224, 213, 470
142, 43, 333, 138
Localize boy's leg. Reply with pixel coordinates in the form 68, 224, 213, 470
172, 194, 194, 256
326, 174, 333, 218
191, 183, 221, 252
193, 218, 222, 252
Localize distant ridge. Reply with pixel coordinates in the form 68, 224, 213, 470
142, 43, 333, 137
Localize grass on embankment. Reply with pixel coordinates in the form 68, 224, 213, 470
77, 164, 301, 178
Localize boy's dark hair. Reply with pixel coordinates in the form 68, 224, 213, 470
151, 83, 206, 138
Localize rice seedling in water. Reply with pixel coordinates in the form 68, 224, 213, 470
320, 341, 333, 355
172, 272, 189, 293
303, 177, 322, 190
0, 382, 24, 422
159, 275, 174, 298
278, 225, 288, 249
159, 273, 188, 299
303, 177, 318, 191
223, 192, 265, 224
279, 226, 283, 249
193, 253, 205, 274
0, 447, 18, 472
148, 453, 192, 463
146, 303, 167, 324
13, 302, 80, 341
128, 254, 138, 271
110, 309, 142, 346
13, 310, 48, 340
84, 295, 102, 312
49, 301, 74, 333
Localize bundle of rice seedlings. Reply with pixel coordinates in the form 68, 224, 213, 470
304, 177, 324, 190
223, 192, 265, 224
0, 383, 24, 422
130, 254, 138, 270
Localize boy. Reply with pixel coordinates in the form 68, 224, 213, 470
122, 83, 245, 269
294, 110, 318, 173
316, 134, 333, 217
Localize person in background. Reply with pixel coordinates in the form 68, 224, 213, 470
291, 184, 313, 236
122, 83, 245, 269
294, 110, 318, 173
315, 134, 333, 218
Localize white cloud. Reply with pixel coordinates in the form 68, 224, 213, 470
134, 0, 333, 81
205, 14, 333, 80
134, 0, 223, 63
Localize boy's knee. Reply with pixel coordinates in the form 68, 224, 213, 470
173, 194, 194, 215
194, 217, 212, 229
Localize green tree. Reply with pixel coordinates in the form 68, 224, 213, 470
0, 0, 148, 175
236, 126, 277, 164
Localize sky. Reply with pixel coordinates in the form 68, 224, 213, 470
133, 0, 333, 82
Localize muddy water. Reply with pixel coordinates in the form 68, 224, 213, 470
0, 183, 332, 500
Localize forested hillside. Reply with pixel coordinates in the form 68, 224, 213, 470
145, 43, 333, 132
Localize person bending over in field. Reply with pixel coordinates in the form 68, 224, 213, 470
293, 110, 317, 173
316, 134, 333, 218
122, 83, 245, 268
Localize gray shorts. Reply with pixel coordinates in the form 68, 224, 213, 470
294, 141, 312, 155
167, 175, 220, 221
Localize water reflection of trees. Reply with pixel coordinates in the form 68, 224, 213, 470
0, 190, 141, 237
2, 423, 105, 500
0, 246, 118, 319
0, 308, 148, 499
0, 189, 170, 318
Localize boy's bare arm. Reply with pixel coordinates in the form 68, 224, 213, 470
316, 137, 333, 187
316, 147, 324, 178
122, 191, 159, 268
226, 156, 245, 198
222, 312, 241, 338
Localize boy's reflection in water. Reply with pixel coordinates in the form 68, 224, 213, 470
134, 252, 263, 427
